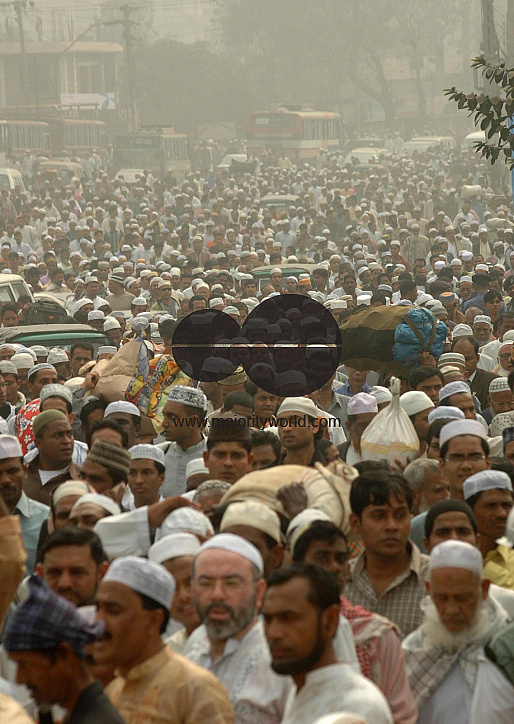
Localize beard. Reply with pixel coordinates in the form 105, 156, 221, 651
198, 596, 257, 642
271, 623, 326, 676
422, 598, 489, 653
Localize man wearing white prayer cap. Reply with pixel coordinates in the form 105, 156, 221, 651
438, 380, 478, 420
370, 385, 392, 410
338, 392, 378, 465
402, 540, 508, 724
95, 555, 234, 724
51, 480, 89, 530
69, 493, 121, 530
263, 564, 393, 724
104, 400, 141, 448
427, 406, 465, 424
184, 533, 292, 723
482, 376, 514, 425
276, 397, 325, 468
400, 391, 434, 455
157, 385, 208, 498
126, 444, 165, 510
462, 470, 514, 589
438, 419, 491, 500
220, 499, 284, 577
185, 458, 210, 490
0, 434, 49, 572
149, 532, 202, 654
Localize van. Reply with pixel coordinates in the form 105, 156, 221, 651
0, 274, 34, 304
0, 168, 27, 193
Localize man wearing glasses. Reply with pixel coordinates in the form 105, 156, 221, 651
439, 419, 491, 500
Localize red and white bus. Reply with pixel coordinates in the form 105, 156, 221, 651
247, 109, 343, 159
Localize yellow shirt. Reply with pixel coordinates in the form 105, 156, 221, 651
107, 645, 234, 724
483, 545, 514, 590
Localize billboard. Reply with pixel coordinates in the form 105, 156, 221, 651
60, 93, 116, 110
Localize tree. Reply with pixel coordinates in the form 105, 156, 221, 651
445, 56, 514, 167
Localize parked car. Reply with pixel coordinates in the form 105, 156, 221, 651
0, 168, 27, 193
0, 274, 34, 304
0, 324, 109, 355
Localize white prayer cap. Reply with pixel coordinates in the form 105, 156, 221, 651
148, 532, 201, 565
103, 555, 176, 609
473, 315, 492, 327
433, 261, 445, 270
196, 533, 264, 576
439, 419, 487, 448
286, 508, 332, 538
129, 444, 165, 466
438, 352, 466, 368
209, 298, 224, 308
71, 493, 121, 517
452, 324, 473, 338
220, 501, 281, 544
47, 348, 69, 365
277, 397, 318, 419
98, 346, 117, 356
40, 384, 73, 406
347, 392, 378, 416
12, 353, 34, 370
313, 715, 369, 724
159, 508, 214, 539
105, 401, 141, 418
476, 263, 488, 271
489, 377, 511, 395
439, 381, 470, 401
88, 310, 105, 321
76, 298, 93, 310
400, 391, 434, 416
428, 540, 483, 578
186, 458, 209, 480
104, 317, 121, 331
461, 251, 473, 261
167, 385, 207, 411
223, 306, 240, 315
370, 386, 392, 406
30, 345, 48, 357
428, 406, 465, 424
52, 481, 89, 506
0, 435, 22, 460
463, 470, 513, 500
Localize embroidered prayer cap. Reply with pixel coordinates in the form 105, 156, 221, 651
27, 362, 55, 380
167, 385, 207, 410
437, 352, 465, 369
220, 500, 281, 544
427, 406, 464, 424
472, 315, 493, 327
0, 435, 22, 460
33, 409, 68, 438
129, 444, 165, 466
71, 493, 121, 516
347, 392, 378, 416
489, 377, 511, 395
102, 555, 176, 609
148, 532, 201, 565
47, 348, 69, 364
428, 539, 483, 578
3, 576, 104, 658
30, 345, 48, 357
86, 440, 131, 478
105, 400, 141, 418
400, 391, 434, 416
439, 419, 487, 448
196, 532, 263, 576
219, 366, 248, 386
463, 470, 513, 500
40, 383, 72, 406
438, 381, 470, 402
159, 507, 214, 539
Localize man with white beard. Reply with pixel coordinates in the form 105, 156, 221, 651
401, 540, 508, 724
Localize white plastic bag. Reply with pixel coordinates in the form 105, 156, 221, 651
360, 377, 419, 470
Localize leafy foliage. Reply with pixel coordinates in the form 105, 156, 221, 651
445, 56, 514, 166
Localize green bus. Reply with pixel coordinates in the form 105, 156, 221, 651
113, 129, 191, 179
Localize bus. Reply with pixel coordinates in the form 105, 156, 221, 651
113, 129, 191, 179
47, 119, 106, 157
0, 120, 50, 164
247, 109, 343, 159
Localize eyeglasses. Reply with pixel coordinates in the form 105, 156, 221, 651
443, 453, 486, 464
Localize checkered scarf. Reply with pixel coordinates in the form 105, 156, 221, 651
402, 596, 508, 707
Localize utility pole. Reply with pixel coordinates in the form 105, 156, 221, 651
120, 5, 138, 131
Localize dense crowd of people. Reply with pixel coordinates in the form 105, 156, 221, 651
1, 139, 514, 723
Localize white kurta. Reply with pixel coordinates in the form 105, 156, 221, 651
418, 663, 472, 724
471, 656, 514, 724
281, 662, 393, 724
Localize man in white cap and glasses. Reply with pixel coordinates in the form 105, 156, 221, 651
158, 385, 208, 497
338, 392, 378, 464
402, 540, 508, 724
438, 420, 491, 500
95, 555, 234, 723
184, 533, 292, 724
482, 377, 514, 425
263, 563, 392, 724
463, 469, 514, 589
149, 532, 202, 653
400, 391, 434, 457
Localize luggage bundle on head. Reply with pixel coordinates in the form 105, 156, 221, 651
340, 305, 447, 377
23, 299, 70, 325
